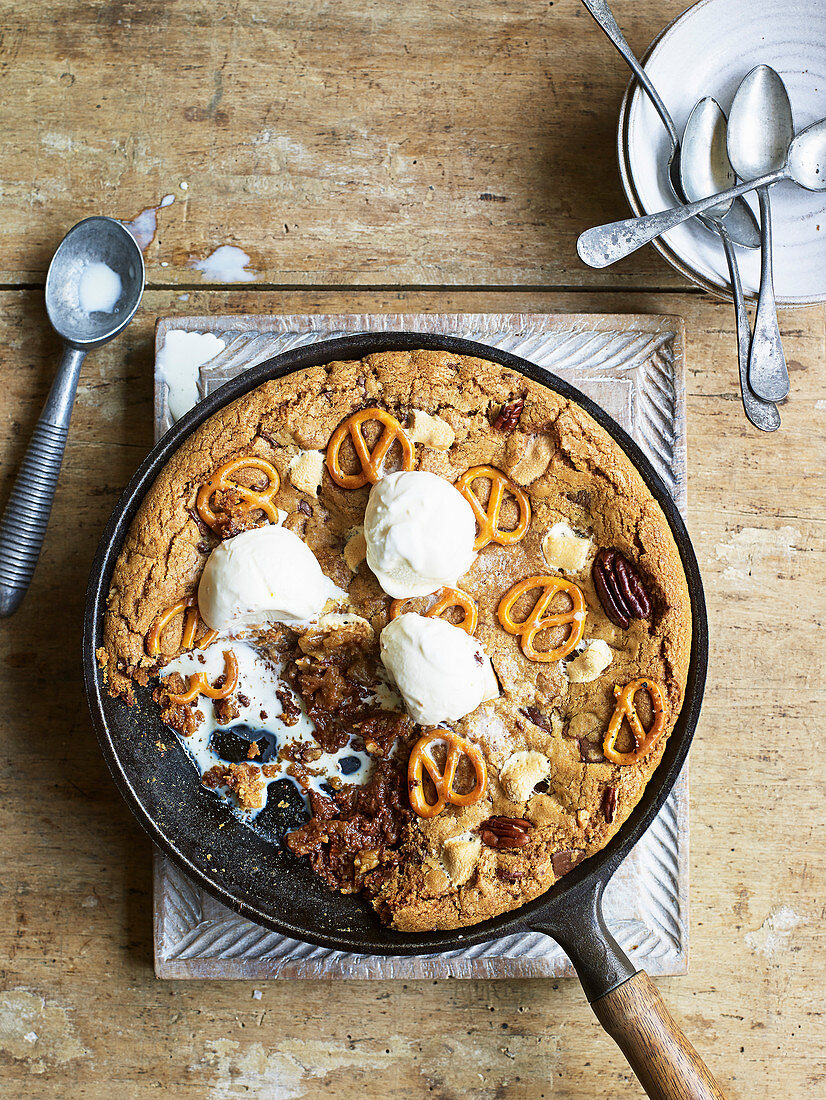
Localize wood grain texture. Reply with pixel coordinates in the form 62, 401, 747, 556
0, 287, 824, 1098
593, 971, 727, 1100
0, 0, 699, 289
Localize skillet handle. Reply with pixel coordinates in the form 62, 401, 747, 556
532, 879, 727, 1100
591, 970, 726, 1100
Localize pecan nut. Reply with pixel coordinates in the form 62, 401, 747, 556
497, 867, 526, 882
480, 816, 532, 849
592, 548, 652, 629
492, 396, 525, 431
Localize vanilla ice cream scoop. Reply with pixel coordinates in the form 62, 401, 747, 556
380, 613, 499, 726
198, 524, 343, 632
364, 471, 476, 598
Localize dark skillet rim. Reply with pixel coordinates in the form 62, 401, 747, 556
83, 331, 707, 954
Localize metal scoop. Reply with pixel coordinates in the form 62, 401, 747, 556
578, 117, 826, 268
0, 216, 144, 616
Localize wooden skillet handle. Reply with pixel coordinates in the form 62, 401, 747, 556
592, 970, 726, 1100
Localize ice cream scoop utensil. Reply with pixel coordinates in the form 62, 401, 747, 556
0, 217, 144, 616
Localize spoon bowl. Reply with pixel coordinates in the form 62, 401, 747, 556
788, 118, 826, 191
45, 216, 145, 348
727, 65, 794, 181
680, 98, 735, 218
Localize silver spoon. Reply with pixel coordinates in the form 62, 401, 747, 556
681, 99, 780, 432
728, 65, 794, 403
579, 0, 760, 247
0, 217, 145, 616
577, 117, 826, 268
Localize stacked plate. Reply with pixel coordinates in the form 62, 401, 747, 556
618, 0, 826, 306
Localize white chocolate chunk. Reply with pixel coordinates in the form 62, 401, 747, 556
510, 434, 554, 486
288, 449, 325, 497
542, 522, 590, 573
566, 640, 613, 683
343, 528, 367, 572
408, 409, 455, 450
527, 792, 565, 827
440, 833, 482, 885
499, 750, 551, 803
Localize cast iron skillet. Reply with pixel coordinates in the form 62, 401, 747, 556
84, 333, 724, 1099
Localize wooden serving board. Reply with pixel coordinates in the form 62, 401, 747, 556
152, 311, 688, 980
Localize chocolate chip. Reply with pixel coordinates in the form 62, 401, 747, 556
578, 737, 605, 764
185, 505, 212, 538
566, 489, 592, 509
601, 784, 618, 824
551, 849, 584, 877
521, 705, 552, 732
298, 499, 312, 516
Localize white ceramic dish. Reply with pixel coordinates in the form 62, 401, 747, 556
618, 0, 826, 306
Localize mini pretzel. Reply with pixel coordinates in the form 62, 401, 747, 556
497, 575, 586, 662
195, 456, 280, 530
408, 729, 488, 818
326, 409, 414, 488
603, 678, 666, 765
145, 598, 218, 658
455, 466, 531, 551
165, 650, 239, 706
389, 587, 479, 635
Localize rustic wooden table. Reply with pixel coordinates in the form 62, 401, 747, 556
0, 2, 823, 1097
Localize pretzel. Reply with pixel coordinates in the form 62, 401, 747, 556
408, 729, 488, 818
195, 456, 280, 530
455, 465, 531, 551
145, 598, 218, 658
603, 678, 666, 765
165, 650, 239, 706
497, 575, 586, 662
389, 587, 479, 635
326, 409, 414, 488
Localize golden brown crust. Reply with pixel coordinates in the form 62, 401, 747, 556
101, 349, 692, 932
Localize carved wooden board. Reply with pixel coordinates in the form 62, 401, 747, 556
152, 311, 688, 979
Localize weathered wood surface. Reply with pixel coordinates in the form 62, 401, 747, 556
1, 0, 825, 1094
0, 287, 823, 1098
2, 0, 695, 289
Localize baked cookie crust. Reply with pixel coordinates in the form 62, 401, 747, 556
100, 349, 691, 932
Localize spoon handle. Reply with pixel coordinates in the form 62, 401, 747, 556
580, 0, 679, 146
718, 231, 780, 432
748, 189, 790, 402
0, 345, 86, 616
577, 167, 784, 268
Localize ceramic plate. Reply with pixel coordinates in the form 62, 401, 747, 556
618, 0, 826, 305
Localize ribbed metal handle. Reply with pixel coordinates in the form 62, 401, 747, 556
0, 420, 70, 615
0, 344, 86, 616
